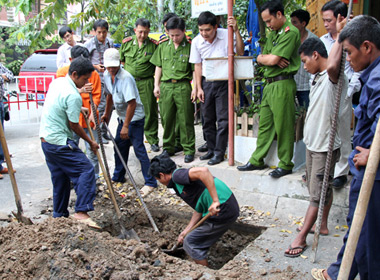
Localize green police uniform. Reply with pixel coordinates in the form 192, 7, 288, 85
249, 20, 300, 170
150, 37, 195, 155
119, 35, 159, 146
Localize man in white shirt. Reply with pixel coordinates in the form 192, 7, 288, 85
190, 11, 244, 165
320, 0, 362, 188
57, 26, 78, 69
290, 9, 318, 109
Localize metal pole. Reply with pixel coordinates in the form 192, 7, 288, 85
169, 0, 174, 13
157, 0, 164, 32
227, 0, 235, 166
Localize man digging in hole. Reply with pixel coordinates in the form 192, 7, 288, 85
149, 154, 239, 266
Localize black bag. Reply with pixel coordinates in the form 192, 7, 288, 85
3, 96, 9, 121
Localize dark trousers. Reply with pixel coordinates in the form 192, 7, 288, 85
112, 118, 157, 188
327, 177, 380, 280
201, 79, 228, 158
41, 139, 96, 218
0, 102, 4, 171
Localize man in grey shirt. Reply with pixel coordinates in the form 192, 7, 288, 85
85, 19, 114, 143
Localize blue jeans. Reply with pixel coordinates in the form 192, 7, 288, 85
327, 177, 380, 280
0, 101, 4, 171
73, 128, 99, 179
41, 139, 96, 218
112, 118, 157, 188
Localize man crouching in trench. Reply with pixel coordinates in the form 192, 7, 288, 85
149, 154, 239, 266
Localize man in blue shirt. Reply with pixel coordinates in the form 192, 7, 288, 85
101, 48, 157, 197
311, 15, 380, 280
40, 57, 100, 228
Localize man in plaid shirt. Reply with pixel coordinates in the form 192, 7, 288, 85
0, 63, 14, 179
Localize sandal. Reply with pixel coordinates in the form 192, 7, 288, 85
284, 244, 307, 258
71, 216, 101, 230
311, 268, 328, 280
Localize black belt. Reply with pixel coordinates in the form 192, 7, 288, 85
266, 75, 294, 84
134, 76, 151, 81
162, 79, 190, 83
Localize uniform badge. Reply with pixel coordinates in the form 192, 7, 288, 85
285, 26, 290, 33
122, 37, 132, 44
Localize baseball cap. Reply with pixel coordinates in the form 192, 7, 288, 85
103, 48, 120, 67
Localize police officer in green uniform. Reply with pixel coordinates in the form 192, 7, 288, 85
150, 16, 196, 163
159, 13, 194, 153
237, 0, 300, 178
119, 18, 160, 152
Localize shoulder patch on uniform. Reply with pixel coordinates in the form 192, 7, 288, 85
186, 35, 192, 43
285, 26, 290, 33
159, 37, 169, 44
122, 37, 133, 44
149, 37, 159, 45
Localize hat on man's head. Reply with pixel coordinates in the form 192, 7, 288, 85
104, 48, 120, 67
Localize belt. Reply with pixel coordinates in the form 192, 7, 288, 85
41, 137, 47, 143
134, 76, 151, 81
162, 79, 190, 83
266, 75, 294, 84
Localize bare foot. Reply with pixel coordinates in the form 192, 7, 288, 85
73, 212, 90, 220
297, 225, 329, 235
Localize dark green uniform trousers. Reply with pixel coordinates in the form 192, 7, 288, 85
159, 81, 195, 155
249, 79, 296, 170
136, 77, 159, 145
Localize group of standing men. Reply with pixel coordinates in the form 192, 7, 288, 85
119, 12, 244, 165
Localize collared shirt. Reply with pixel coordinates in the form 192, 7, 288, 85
56, 66, 102, 128
150, 37, 193, 81
39, 76, 82, 145
320, 32, 361, 97
349, 56, 380, 180
57, 42, 73, 68
103, 67, 145, 122
304, 70, 348, 152
84, 37, 114, 81
262, 20, 301, 78
0, 63, 14, 99
119, 35, 157, 78
294, 29, 318, 91
189, 28, 235, 74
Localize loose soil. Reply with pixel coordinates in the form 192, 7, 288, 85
0, 179, 304, 279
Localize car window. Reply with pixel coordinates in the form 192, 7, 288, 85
20, 53, 58, 72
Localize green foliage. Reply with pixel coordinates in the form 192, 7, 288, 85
163, 0, 198, 35
6, 60, 24, 76
0, 27, 30, 75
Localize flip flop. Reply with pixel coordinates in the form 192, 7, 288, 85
284, 244, 307, 258
71, 216, 101, 230
311, 268, 328, 280
296, 227, 328, 236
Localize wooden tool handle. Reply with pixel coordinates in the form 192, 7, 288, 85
0, 121, 23, 212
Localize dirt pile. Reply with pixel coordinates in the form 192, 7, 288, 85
0, 181, 303, 279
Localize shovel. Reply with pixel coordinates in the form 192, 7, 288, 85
83, 108, 139, 241
0, 121, 33, 225
103, 123, 160, 233
162, 213, 211, 255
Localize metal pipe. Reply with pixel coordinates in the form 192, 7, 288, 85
228, 0, 235, 166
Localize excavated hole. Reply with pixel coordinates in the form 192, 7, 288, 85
101, 207, 266, 270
